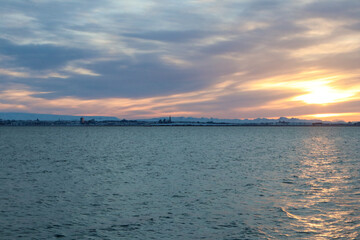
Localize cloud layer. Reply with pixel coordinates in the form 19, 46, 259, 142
1, 0, 360, 120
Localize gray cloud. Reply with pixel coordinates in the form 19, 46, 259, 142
0, 38, 96, 70
24, 52, 240, 99
303, 0, 360, 19
123, 30, 215, 43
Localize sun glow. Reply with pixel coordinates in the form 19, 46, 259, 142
300, 113, 360, 121
244, 71, 359, 105
294, 83, 355, 104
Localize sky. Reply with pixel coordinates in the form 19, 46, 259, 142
1, 0, 360, 121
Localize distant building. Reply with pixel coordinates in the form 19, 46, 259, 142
277, 121, 289, 125
158, 116, 172, 124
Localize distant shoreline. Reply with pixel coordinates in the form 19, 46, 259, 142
1, 120, 359, 127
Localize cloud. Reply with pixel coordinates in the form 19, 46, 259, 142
0, 0, 359, 120
303, 0, 360, 20
123, 30, 215, 43
64, 66, 100, 76
0, 68, 29, 78
0, 38, 96, 70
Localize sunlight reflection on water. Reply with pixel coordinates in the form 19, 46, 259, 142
278, 133, 360, 239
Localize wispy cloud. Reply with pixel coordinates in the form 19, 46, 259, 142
0, 68, 29, 78
64, 66, 100, 76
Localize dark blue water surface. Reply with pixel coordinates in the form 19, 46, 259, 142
1, 126, 359, 239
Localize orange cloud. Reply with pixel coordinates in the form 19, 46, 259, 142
1, 67, 359, 121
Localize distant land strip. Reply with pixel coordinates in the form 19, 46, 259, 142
1, 112, 360, 127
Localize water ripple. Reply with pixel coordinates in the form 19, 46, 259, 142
0, 126, 359, 239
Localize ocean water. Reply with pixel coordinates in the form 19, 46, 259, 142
0, 126, 359, 239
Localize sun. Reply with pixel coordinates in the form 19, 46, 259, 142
294, 82, 355, 104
